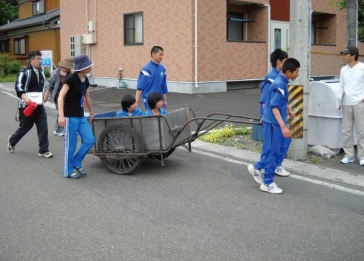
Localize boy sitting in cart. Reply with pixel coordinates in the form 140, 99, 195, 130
144, 92, 167, 116
116, 94, 145, 117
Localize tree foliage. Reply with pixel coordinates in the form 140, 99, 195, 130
334, 0, 364, 42
0, 0, 18, 26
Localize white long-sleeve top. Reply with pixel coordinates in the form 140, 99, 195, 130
338, 62, 364, 106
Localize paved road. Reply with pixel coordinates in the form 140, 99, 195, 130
1, 84, 364, 261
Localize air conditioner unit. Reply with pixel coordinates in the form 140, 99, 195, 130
82, 33, 96, 44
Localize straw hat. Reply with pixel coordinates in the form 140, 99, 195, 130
58, 58, 74, 70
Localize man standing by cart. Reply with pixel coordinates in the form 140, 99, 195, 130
135, 46, 168, 109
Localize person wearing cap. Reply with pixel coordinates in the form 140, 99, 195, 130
43, 58, 74, 136
7, 50, 53, 158
135, 46, 168, 109
57, 54, 95, 179
338, 45, 364, 166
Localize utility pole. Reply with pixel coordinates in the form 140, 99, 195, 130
288, 0, 312, 160
347, 0, 358, 46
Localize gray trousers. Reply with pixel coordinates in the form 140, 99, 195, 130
342, 102, 364, 160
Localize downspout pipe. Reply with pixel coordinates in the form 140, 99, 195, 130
194, 0, 199, 88
264, 4, 271, 73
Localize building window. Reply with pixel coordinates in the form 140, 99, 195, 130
227, 12, 247, 41
70, 35, 83, 57
32, 0, 45, 15
124, 12, 143, 45
311, 21, 316, 44
0, 40, 10, 52
14, 38, 26, 55
274, 29, 281, 49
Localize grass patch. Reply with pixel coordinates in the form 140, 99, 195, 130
199, 124, 251, 143
0, 74, 17, 82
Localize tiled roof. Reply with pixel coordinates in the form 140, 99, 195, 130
0, 8, 60, 32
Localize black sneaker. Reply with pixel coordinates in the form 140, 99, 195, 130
75, 167, 87, 177
7, 135, 14, 153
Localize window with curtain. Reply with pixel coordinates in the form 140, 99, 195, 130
274, 29, 281, 50
14, 38, 26, 55
32, 0, 44, 15
124, 12, 143, 45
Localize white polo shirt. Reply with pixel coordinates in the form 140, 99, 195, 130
339, 61, 364, 106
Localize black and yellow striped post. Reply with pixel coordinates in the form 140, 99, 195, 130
288, 85, 304, 139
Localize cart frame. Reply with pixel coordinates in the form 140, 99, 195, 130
90, 108, 259, 174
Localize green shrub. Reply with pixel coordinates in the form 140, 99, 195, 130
43, 67, 51, 78
0, 54, 21, 76
5, 60, 21, 74
199, 124, 251, 143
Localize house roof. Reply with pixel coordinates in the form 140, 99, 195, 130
0, 8, 60, 33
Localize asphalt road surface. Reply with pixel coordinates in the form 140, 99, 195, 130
1, 85, 363, 261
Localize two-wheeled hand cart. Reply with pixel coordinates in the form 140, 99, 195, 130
90, 108, 259, 175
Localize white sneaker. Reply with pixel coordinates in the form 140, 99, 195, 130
38, 151, 53, 158
340, 156, 355, 164
54, 131, 64, 136
260, 182, 283, 194
247, 164, 262, 184
360, 160, 364, 166
275, 166, 290, 177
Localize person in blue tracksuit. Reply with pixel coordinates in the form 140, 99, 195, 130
249, 58, 300, 194
248, 49, 291, 178
57, 54, 96, 179
144, 92, 167, 116
135, 46, 168, 109
116, 94, 145, 117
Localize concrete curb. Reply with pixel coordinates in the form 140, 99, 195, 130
191, 139, 364, 189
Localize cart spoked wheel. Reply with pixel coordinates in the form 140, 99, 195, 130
98, 124, 143, 175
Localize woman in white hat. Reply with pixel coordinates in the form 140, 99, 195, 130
43, 58, 74, 136
57, 54, 96, 179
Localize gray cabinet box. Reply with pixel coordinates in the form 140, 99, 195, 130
308, 80, 357, 149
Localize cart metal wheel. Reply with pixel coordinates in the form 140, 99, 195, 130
98, 124, 143, 175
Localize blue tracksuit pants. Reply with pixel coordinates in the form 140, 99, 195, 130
254, 123, 291, 171
63, 116, 95, 177
260, 122, 291, 185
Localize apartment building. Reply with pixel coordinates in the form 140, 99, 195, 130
1, 0, 362, 93
0, 0, 60, 67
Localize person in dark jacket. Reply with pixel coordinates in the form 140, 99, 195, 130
7, 50, 53, 158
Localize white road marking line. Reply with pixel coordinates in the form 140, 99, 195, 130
191, 148, 364, 197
